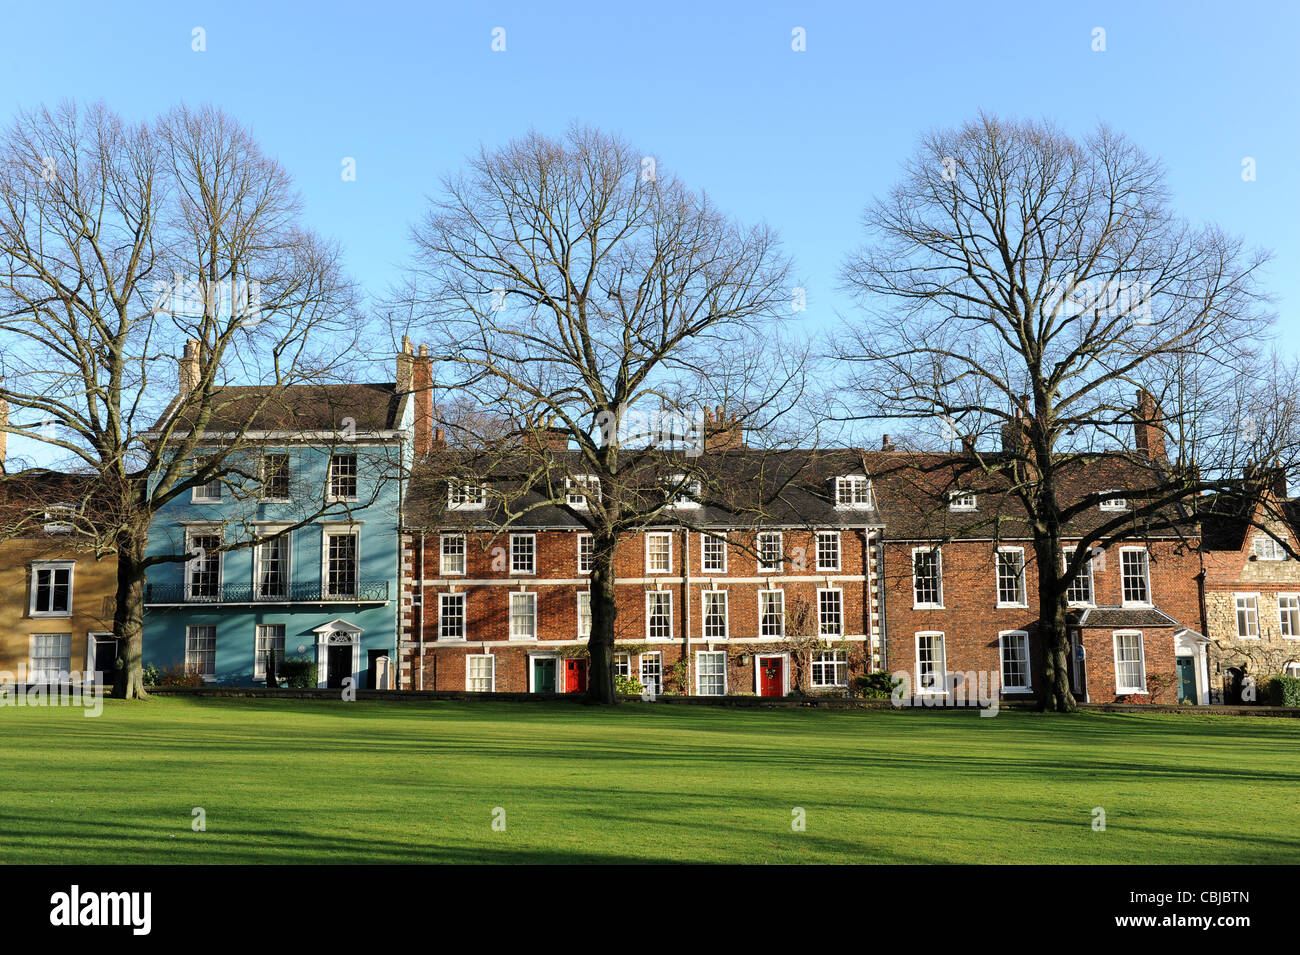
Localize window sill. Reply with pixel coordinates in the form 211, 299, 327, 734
816, 566, 841, 574
996, 603, 1029, 610
1003, 687, 1034, 694
914, 604, 945, 611
1117, 689, 1148, 696
30, 612, 73, 619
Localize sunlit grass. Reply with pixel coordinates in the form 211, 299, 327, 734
2, 697, 1296, 863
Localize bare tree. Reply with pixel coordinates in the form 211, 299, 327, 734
0, 101, 360, 698
401, 125, 808, 703
837, 113, 1277, 711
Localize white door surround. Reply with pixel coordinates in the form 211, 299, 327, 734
313, 618, 363, 690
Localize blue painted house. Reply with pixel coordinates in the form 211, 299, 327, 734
142, 339, 427, 688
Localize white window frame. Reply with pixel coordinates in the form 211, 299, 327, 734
252, 531, 291, 600
701, 533, 727, 574
998, 630, 1032, 693
322, 526, 360, 598
185, 625, 217, 682
757, 531, 783, 573
1119, 547, 1151, 607
1280, 594, 1300, 639
818, 587, 844, 637
186, 528, 224, 601
259, 453, 291, 502
577, 591, 592, 639
1234, 593, 1260, 639
439, 593, 466, 641
639, 651, 664, 694
509, 591, 537, 640
191, 466, 222, 503
28, 560, 74, 618
664, 473, 702, 508
915, 631, 947, 695
327, 452, 359, 502
815, 531, 841, 572
1099, 490, 1128, 511
701, 589, 729, 640
948, 490, 977, 512
645, 590, 673, 641
565, 475, 601, 508
466, 653, 495, 692
448, 482, 487, 510
440, 533, 467, 576
1252, 534, 1287, 561
835, 475, 872, 509
509, 533, 536, 576
645, 532, 673, 574
253, 624, 286, 681
42, 504, 75, 534
695, 650, 727, 696
29, 633, 71, 682
995, 546, 1027, 608
1113, 630, 1147, 694
577, 534, 594, 574
1063, 546, 1095, 607
758, 589, 785, 638
912, 546, 943, 609
810, 649, 848, 688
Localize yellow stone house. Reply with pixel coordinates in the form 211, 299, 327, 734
0, 464, 119, 683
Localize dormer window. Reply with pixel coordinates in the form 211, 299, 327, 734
835, 476, 872, 508
448, 482, 487, 510
42, 504, 75, 535
948, 491, 977, 512
1253, 535, 1288, 561
664, 473, 702, 508
565, 475, 601, 509
1099, 491, 1127, 511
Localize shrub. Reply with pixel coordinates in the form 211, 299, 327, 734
159, 663, 204, 688
1268, 675, 1300, 707
615, 674, 644, 695
854, 671, 901, 699
142, 663, 161, 687
278, 656, 318, 689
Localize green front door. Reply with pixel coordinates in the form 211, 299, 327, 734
1176, 656, 1197, 704
532, 658, 557, 693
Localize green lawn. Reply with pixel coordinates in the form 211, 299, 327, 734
1, 697, 1297, 863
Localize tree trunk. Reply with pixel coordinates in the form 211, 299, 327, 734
585, 538, 619, 704
1035, 543, 1076, 713
111, 526, 150, 700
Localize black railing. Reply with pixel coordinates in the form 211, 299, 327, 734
144, 580, 389, 604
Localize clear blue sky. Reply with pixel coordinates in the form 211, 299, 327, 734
1, 0, 1296, 453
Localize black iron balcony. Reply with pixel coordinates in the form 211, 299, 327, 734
144, 580, 390, 605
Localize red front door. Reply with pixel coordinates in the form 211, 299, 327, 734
758, 657, 784, 697
564, 659, 588, 693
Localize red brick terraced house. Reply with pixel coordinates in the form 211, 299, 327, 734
398, 439, 887, 698
1200, 477, 1300, 703
873, 441, 1206, 706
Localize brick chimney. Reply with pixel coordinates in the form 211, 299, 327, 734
1133, 388, 1166, 463
1001, 398, 1031, 457
703, 406, 745, 451
881, 434, 894, 451
395, 335, 415, 396
521, 414, 571, 453
178, 338, 201, 395
413, 344, 433, 458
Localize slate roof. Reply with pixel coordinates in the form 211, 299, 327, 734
860, 450, 1193, 542
404, 446, 884, 531
1068, 606, 1179, 629
161, 382, 402, 434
